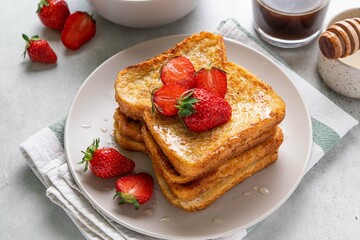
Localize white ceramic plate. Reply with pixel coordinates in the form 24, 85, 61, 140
65, 35, 312, 239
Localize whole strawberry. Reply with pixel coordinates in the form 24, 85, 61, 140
37, 0, 70, 31
177, 88, 232, 132
22, 34, 57, 64
61, 11, 96, 50
114, 172, 154, 210
80, 138, 135, 178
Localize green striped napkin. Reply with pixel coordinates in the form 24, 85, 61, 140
20, 18, 358, 240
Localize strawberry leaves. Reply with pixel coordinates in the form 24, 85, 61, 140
80, 138, 99, 172
36, 0, 50, 14
176, 89, 199, 117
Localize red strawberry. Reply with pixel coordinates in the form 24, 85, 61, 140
22, 34, 57, 64
151, 83, 187, 116
80, 138, 135, 178
36, 0, 70, 31
114, 172, 154, 210
177, 88, 232, 132
194, 67, 227, 98
160, 56, 196, 89
61, 11, 96, 50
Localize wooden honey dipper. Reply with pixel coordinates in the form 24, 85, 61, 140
318, 17, 360, 59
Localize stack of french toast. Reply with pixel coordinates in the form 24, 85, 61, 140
113, 32, 286, 212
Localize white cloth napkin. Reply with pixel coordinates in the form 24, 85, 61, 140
20, 18, 358, 240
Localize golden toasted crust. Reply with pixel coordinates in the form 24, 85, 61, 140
113, 108, 143, 142
113, 129, 148, 154
143, 125, 283, 200
115, 32, 227, 120
143, 61, 286, 179
113, 108, 147, 154
142, 124, 278, 183
165, 128, 283, 200
154, 152, 279, 212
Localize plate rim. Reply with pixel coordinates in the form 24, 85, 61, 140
64, 33, 313, 239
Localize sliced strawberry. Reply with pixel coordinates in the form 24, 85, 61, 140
160, 56, 196, 89
151, 83, 187, 116
114, 172, 154, 210
80, 138, 135, 178
177, 88, 232, 132
61, 11, 96, 50
194, 67, 227, 98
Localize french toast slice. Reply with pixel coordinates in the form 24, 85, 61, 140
143, 61, 286, 179
113, 108, 143, 142
114, 32, 227, 121
142, 123, 278, 183
113, 108, 147, 154
154, 152, 279, 212
113, 129, 148, 154
166, 129, 283, 200
142, 125, 283, 202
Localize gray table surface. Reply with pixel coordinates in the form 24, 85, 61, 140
1, 0, 359, 239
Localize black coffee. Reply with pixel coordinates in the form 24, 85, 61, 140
253, 0, 329, 40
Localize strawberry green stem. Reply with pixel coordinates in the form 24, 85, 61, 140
176, 89, 199, 117
79, 138, 100, 172
22, 34, 41, 58
22, 34, 40, 43
36, 0, 50, 13
113, 192, 141, 210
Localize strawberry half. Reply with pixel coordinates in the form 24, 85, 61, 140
194, 67, 227, 98
114, 172, 154, 210
151, 83, 187, 116
22, 34, 57, 64
37, 0, 70, 31
160, 56, 196, 89
177, 88, 232, 132
80, 138, 135, 178
61, 11, 96, 50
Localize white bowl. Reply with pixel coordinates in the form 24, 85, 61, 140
86, 0, 200, 28
317, 8, 360, 98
